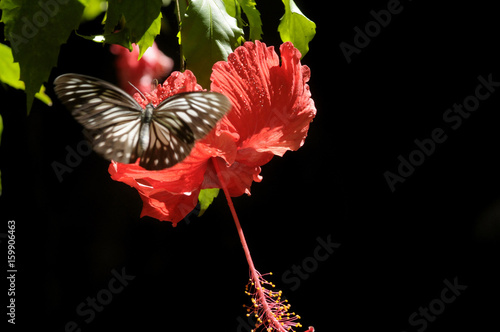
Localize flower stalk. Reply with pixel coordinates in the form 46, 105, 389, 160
212, 157, 307, 332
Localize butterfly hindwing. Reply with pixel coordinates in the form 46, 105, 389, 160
154, 92, 232, 142
139, 92, 232, 169
139, 120, 195, 170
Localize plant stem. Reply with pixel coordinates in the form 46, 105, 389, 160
211, 158, 256, 271
175, 0, 186, 72
211, 157, 287, 332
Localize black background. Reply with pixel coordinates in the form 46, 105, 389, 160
1, 0, 500, 331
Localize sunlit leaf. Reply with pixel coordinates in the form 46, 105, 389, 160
222, 0, 261, 41
278, 0, 315, 57
222, 0, 241, 19
137, 12, 162, 59
198, 188, 220, 216
0, 43, 52, 108
0, 43, 24, 90
34, 85, 52, 106
81, 0, 107, 22
238, 0, 262, 40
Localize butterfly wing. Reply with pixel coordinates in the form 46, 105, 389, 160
139, 92, 232, 170
54, 73, 144, 164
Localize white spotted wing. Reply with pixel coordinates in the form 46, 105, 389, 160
54, 73, 232, 170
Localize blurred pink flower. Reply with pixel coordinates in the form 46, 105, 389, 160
110, 42, 174, 95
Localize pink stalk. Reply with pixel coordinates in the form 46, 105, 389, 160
212, 158, 300, 332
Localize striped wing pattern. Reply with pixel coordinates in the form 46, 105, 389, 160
54, 74, 232, 170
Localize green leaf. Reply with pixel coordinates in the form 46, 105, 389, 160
198, 188, 220, 216
0, 43, 24, 90
222, 0, 261, 41
81, 0, 107, 22
222, 0, 240, 19
34, 85, 52, 106
0, 43, 52, 107
88, 0, 162, 57
137, 12, 162, 59
278, 0, 316, 57
0, 0, 85, 111
181, 0, 243, 87
237, 0, 262, 40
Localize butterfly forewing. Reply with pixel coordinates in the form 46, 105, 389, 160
155, 92, 232, 140
54, 74, 145, 164
54, 74, 141, 112
54, 73, 232, 170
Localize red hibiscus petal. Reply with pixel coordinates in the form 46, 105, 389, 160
108, 153, 207, 225
210, 41, 279, 142
108, 144, 209, 195
211, 41, 316, 158
133, 70, 204, 107
209, 41, 316, 195
267, 42, 316, 153
201, 158, 262, 196
139, 189, 200, 225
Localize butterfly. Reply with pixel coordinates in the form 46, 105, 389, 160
54, 73, 232, 170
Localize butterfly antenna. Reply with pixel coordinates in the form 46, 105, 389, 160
128, 81, 148, 101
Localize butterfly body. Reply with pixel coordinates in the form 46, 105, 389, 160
138, 104, 154, 156
54, 74, 232, 170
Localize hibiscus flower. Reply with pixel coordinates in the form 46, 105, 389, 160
109, 40, 316, 225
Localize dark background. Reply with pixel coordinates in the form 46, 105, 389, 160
1, 0, 500, 331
